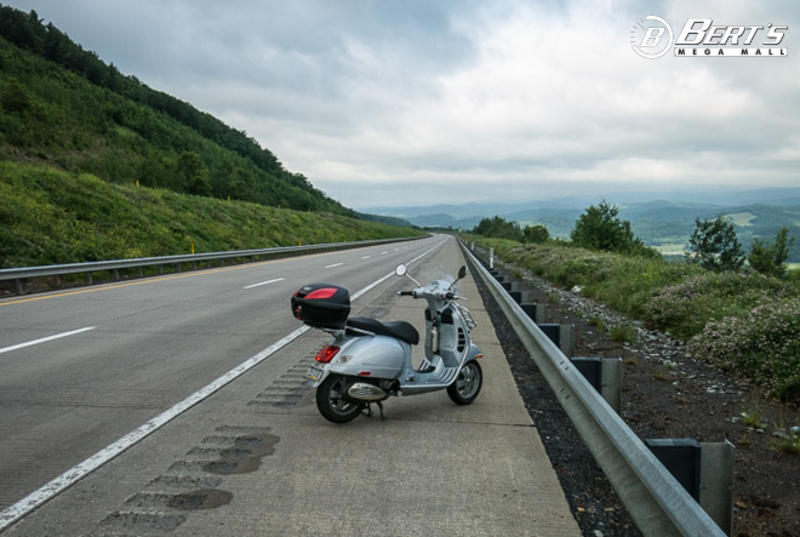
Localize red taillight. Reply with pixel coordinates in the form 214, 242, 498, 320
305, 287, 338, 299
315, 344, 340, 363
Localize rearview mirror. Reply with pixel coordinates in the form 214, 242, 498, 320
395, 264, 407, 277
457, 265, 467, 280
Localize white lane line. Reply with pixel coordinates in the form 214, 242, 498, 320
361, 256, 370, 260
324, 263, 343, 269
243, 278, 284, 290
0, 238, 448, 531
351, 240, 444, 300
381, 251, 388, 255
0, 327, 95, 355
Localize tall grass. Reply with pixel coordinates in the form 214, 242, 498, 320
465, 234, 800, 401
0, 161, 422, 267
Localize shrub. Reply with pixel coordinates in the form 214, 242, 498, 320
609, 323, 637, 343
643, 271, 792, 338
687, 298, 800, 401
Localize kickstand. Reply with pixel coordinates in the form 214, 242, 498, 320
364, 401, 386, 420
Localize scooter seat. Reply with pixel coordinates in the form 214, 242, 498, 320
346, 317, 420, 345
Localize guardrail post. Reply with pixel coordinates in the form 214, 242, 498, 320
646, 438, 701, 497
570, 357, 623, 413
699, 441, 734, 536
521, 302, 547, 324
536, 323, 575, 357
645, 439, 734, 535
86, 272, 93, 285
113, 269, 120, 281
15, 278, 25, 296
601, 357, 623, 413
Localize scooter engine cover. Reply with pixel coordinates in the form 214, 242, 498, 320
329, 336, 406, 379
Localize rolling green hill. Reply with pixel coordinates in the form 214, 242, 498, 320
0, 161, 421, 267
0, 5, 350, 214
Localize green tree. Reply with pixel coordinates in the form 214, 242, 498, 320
748, 227, 794, 277
176, 151, 210, 196
686, 216, 744, 271
523, 224, 549, 243
570, 200, 648, 254
473, 216, 523, 241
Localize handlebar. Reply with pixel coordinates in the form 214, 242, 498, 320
398, 291, 413, 296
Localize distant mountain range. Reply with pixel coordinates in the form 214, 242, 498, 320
365, 188, 800, 260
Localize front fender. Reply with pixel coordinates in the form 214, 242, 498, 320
467, 342, 483, 361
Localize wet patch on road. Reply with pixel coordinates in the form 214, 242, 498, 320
90, 425, 278, 536
95, 511, 186, 533
167, 489, 233, 511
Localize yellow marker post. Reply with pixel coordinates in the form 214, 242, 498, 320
191, 240, 195, 255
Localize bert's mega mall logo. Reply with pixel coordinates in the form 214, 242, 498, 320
631, 16, 788, 58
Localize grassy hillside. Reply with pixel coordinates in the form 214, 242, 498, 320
464, 234, 800, 401
0, 161, 422, 267
0, 6, 350, 214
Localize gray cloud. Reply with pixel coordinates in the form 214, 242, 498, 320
8, 0, 799, 208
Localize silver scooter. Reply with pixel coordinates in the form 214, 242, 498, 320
292, 264, 484, 423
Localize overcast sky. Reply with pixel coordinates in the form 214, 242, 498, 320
7, 0, 800, 208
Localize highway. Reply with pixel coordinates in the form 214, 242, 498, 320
0, 237, 438, 510
0, 234, 579, 536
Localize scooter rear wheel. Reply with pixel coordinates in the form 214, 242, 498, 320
447, 360, 483, 405
316, 374, 365, 423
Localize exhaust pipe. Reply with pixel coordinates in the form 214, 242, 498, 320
347, 382, 387, 402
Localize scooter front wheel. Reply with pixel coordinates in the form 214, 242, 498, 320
316, 374, 365, 423
447, 360, 483, 405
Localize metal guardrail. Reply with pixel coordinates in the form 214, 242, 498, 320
459, 241, 726, 537
0, 236, 422, 295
